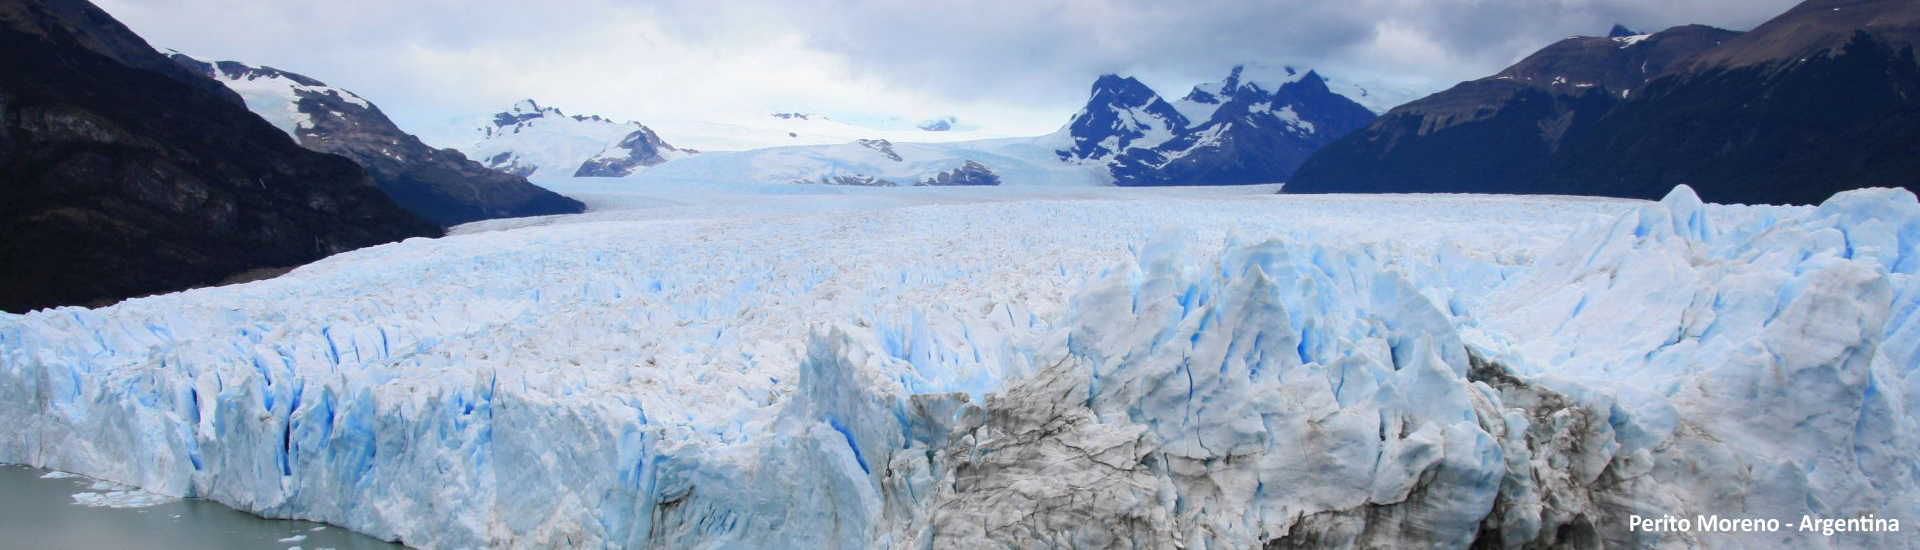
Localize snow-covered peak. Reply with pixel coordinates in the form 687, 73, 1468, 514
1182, 63, 1310, 106
485, 99, 637, 138
466, 100, 686, 178
1087, 74, 1160, 105
1059, 65, 1376, 184
1173, 63, 1328, 122
1612, 33, 1654, 48
1058, 74, 1188, 161
164, 50, 370, 138
1229, 62, 1310, 94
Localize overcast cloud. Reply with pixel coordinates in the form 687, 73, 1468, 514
94, 0, 1803, 144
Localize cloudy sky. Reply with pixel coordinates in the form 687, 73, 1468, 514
97, 0, 1802, 145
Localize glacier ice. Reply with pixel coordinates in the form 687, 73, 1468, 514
2, 184, 1917, 549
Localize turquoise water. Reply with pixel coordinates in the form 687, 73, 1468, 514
0, 464, 404, 549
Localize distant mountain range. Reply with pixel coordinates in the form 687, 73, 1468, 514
0, 0, 438, 312
593, 64, 1388, 188
1289, 0, 1920, 205
166, 56, 585, 226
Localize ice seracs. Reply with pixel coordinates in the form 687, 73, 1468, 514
4, 183, 1917, 549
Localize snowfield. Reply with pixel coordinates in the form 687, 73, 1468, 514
614, 134, 1104, 188
3, 182, 1917, 549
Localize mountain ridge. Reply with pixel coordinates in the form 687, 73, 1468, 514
167, 55, 586, 226
0, 0, 439, 312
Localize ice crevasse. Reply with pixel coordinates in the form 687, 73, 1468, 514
1, 185, 1918, 549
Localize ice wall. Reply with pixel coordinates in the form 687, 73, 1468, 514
3, 187, 1918, 549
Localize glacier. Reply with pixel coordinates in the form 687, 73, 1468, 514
2, 183, 1917, 549
617, 134, 1104, 188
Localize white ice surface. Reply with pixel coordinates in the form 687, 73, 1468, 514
611, 133, 1100, 188
4, 183, 1917, 549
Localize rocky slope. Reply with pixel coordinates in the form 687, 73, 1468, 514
0, 0, 438, 313
1290, 0, 1920, 205
167, 56, 584, 226
1285, 24, 1739, 195
1539, 0, 1920, 204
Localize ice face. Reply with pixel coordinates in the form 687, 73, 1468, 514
3, 185, 1917, 549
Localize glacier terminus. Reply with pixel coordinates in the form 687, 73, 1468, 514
4, 182, 1918, 549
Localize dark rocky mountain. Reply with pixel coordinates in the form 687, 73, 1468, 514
1285, 24, 1740, 195
0, 0, 439, 313
1056, 65, 1375, 186
1679, 0, 1919, 70
1539, 0, 1920, 204
168, 55, 585, 226
0, 0, 240, 104
1290, 0, 1920, 205
1055, 75, 1189, 164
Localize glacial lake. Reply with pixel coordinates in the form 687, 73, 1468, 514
0, 464, 404, 549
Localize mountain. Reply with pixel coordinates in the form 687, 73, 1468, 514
1056, 64, 1376, 186
615, 65, 1376, 188
0, 0, 438, 313
1291, 0, 1920, 205
167, 55, 584, 227
1539, 0, 1920, 204
1678, 0, 1918, 70
1321, 76, 1425, 115
0, 0, 240, 105
1285, 24, 1741, 195
465, 99, 691, 179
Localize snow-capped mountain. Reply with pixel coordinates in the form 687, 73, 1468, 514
1057, 63, 1377, 185
620, 65, 1379, 188
465, 104, 1011, 175
166, 56, 585, 226
466, 99, 691, 178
